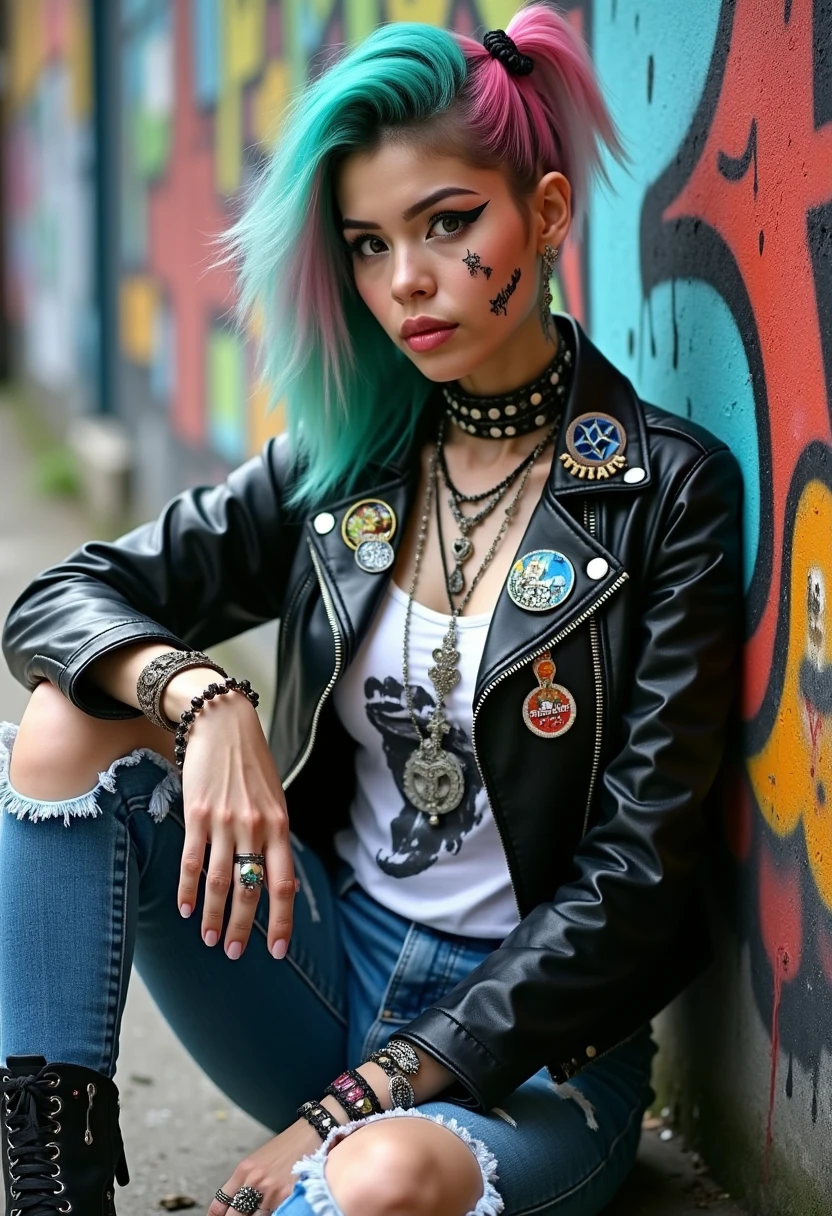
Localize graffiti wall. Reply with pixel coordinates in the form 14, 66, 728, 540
588, 0, 832, 1207
3, 0, 97, 409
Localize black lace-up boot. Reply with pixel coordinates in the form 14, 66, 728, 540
1, 1056, 129, 1215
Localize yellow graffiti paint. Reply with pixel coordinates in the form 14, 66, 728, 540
345, 0, 380, 44
476, 0, 525, 27
385, 0, 449, 27
249, 382, 286, 454
252, 60, 290, 147
10, 0, 45, 105
747, 479, 832, 909
225, 0, 266, 85
68, 0, 92, 119
119, 275, 160, 366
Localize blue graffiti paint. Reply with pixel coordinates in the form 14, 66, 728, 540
589, 0, 760, 590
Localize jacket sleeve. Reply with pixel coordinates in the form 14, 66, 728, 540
1, 436, 301, 719
397, 445, 743, 1109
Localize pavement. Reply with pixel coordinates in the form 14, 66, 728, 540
0, 396, 747, 1214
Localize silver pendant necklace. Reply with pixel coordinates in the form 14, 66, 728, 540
402, 419, 559, 825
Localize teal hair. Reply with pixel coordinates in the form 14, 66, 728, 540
225, 23, 467, 508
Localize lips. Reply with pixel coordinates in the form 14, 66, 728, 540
400, 316, 456, 339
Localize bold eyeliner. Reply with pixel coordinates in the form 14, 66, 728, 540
345, 199, 490, 255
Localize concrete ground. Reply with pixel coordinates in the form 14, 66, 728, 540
0, 397, 747, 1214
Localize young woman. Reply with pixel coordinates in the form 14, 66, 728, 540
0, 7, 742, 1216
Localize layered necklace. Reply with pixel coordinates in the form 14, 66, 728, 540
401, 342, 574, 825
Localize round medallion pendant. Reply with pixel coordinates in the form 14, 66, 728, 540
522, 684, 577, 738
403, 745, 465, 825
507, 549, 575, 612
355, 538, 395, 573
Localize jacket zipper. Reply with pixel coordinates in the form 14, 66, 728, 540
471, 562, 629, 916
283, 542, 344, 790
84, 1082, 95, 1145
583, 500, 605, 837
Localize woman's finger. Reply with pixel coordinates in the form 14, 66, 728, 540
201, 827, 235, 948
222, 840, 267, 960
178, 806, 209, 919
264, 834, 296, 960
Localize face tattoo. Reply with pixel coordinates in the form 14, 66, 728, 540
490, 268, 522, 317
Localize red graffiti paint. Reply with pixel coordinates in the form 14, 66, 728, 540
803, 695, 823, 779
664, 0, 832, 721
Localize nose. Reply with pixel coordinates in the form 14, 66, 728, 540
390, 245, 436, 305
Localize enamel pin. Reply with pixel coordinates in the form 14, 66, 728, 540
341, 499, 397, 573
523, 653, 577, 738
507, 549, 575, 612
560, 412, 627, 480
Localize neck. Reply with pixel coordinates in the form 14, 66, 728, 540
456, 312, 560, 397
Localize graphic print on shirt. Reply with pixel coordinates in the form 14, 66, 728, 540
364, 675, 483, 877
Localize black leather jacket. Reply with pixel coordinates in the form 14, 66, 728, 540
2, 316, 743, 1111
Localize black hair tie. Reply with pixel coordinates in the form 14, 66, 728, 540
483, 29, 535, 76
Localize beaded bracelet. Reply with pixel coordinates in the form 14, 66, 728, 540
296, 1100, 339, 1142
173, 676, 260, 768
324, 1069, 383, 1121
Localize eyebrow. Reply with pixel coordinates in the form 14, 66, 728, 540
341, 187, 482, 230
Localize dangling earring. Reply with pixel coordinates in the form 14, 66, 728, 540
540, 244, 559, 340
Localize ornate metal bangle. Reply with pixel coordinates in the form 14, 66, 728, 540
324, 1069, 382, 1121
297, 1100, 339, 1141
136, 649, 227, 731
367, 1047, 417, 1109
173, 677, 260, 768
385, 1039, 421, 1076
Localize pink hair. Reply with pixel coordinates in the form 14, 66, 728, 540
454, 4, 624, 232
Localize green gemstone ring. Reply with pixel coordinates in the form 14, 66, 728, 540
234, 852, 265, 890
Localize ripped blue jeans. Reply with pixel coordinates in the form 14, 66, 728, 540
0, 723, 657, 1216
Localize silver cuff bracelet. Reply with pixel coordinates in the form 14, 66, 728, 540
136, 649, 227, 731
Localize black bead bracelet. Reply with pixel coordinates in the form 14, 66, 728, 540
173, 676, 260, 768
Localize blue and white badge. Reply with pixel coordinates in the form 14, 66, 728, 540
506, 549, 575, 612
560, 411, 628, 481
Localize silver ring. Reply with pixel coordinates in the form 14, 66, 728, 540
230, 1185, 264, 1213
233, 853, 265, 890
215, 1188, 235, 1205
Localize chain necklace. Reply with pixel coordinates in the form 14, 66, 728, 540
438, 417, 562, 598
401, 419, 559, 825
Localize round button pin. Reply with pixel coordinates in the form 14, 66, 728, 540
507, 550, 575, 612
623, 467, 646, 484
586, 557, 609, 580
313, 512, 336, 535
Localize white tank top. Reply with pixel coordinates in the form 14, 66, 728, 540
332, 581, 520, 939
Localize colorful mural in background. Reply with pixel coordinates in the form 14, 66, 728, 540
590, 0, 832, 1200
3, 0, 97, 409
4, 0, 832, 1205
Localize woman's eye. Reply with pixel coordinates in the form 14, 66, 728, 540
359, 236, 387, 256
430, 215, 465, 238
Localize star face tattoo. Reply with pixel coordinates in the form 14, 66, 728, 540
462, 249, 493, 278
489, 268, 522, 317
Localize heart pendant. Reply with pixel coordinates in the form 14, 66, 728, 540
452, 536, 474, 563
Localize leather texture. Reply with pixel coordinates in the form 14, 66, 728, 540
1, 316, 743, 1112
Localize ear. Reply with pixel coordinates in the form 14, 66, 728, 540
533, 171, 572, 252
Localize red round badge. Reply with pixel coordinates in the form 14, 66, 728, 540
522, 684, 577, 738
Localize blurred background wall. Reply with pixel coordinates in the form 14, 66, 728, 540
2, 2, 832, 1212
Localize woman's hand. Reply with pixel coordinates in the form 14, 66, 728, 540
207, 1117, 331, 1215
164, 668, 296, 961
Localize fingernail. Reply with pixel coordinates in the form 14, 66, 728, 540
226, 941, 242, 961
272, 938, 288, 960
294, 878, 301, 893
204, 929, 218, 947
179, 903, 192, 919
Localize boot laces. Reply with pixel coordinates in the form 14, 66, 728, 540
3, 1066, 69, 1214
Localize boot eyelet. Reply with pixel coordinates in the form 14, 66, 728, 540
50, 1096, 63, 1114
59, 1204, 72, 1213
45, 1074, 60, 1088
50, 1120, 62, 1133
46, 1141, 60, 1161
53, 1179, 66, 1195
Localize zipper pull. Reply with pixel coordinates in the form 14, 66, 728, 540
84, 1082, 96, 1145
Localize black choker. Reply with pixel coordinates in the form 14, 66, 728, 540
442, 334, 573, 440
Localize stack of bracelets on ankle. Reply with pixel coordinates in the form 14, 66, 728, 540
296, 1040, 421, 1140
173, 677, 260, 768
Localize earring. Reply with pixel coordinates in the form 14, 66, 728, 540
541, 244, 559, 337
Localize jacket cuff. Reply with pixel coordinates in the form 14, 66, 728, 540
60, 622, 188, 719
395, 1009, 515, 1112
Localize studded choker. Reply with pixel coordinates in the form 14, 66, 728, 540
442, 330, 573, 440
